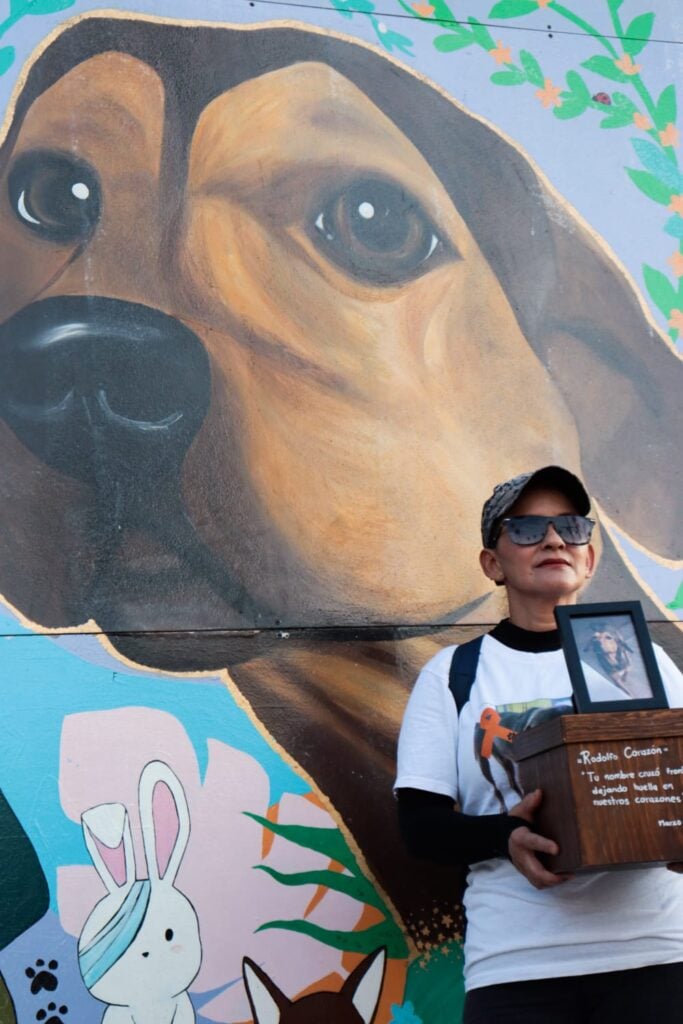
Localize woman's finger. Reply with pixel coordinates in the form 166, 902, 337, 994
509, 826, 571, 888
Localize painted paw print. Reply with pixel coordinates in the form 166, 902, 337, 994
36, 1003, 68, 1024
25, 960, 59, 994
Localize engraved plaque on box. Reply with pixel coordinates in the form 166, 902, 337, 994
511, 709, 683, 872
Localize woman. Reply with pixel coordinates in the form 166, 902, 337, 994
395, 465, 683, 1023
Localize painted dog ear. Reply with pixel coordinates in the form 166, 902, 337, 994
419, 103, 681, 561
525, 202, 681, 560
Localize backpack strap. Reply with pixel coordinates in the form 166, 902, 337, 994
448, 635, 484, 715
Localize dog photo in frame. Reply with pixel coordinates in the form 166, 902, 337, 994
555, 602, 669, 714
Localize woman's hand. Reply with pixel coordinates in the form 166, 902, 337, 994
508, 789, 573, 889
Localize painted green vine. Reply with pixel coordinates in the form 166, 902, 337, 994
326, 0, 683, 348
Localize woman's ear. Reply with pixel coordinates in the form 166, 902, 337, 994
479, 547, 504, 585
584, 543, 596, 579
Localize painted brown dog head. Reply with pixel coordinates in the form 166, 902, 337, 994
0, 14, 679, 635
243, 947, 386, 1024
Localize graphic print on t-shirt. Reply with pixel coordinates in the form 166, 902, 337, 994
473, 698, 570, 811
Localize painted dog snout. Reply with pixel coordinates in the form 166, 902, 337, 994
0, 295, 269, 625
0, 295, 211, 486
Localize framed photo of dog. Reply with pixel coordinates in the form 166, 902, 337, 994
555, 602, 669, 714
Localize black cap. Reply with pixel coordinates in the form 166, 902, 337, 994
481, 466, 590, 548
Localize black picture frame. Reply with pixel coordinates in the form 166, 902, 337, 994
554, 601, 669, 713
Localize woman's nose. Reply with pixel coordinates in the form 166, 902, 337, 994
541, 522, 565, 546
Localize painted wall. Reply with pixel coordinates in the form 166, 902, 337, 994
0, 2, 681, 1022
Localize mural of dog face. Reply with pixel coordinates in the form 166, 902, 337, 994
1, 14, 679, 635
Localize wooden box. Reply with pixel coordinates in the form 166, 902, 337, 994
511, 709, 683, 873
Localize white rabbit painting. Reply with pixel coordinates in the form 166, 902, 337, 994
77, 761, 202, 1024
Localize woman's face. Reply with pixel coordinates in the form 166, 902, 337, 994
480, 486, 595, 607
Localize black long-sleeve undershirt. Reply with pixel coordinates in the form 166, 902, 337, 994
397, 621, 560, 867
396, 787, 522, 865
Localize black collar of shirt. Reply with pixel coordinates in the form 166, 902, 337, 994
489, 618, 561, 653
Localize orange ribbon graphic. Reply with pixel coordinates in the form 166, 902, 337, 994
479, 708, 516, 758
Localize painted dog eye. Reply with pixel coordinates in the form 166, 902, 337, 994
310, 178, 451, 285
8, 149, 101, 244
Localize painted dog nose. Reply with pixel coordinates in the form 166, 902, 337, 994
0, 296, 211, 484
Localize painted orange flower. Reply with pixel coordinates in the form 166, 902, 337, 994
536, 0, 551, 7
614, 54, 641, 76
669, 195, 683, 215
536, 79, 562, 109
633, 112, 652, 131
411, 1, 434, 15
659, 123, 680, 148
489, 40, 512, 65
667, 253, 683, 278
668, 309, 683, 331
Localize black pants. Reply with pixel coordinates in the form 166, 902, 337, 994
463, 962, 683, 1023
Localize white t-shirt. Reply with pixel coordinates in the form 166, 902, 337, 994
395, 631, 683, 991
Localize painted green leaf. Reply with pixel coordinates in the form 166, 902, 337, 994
256, 918, 409, 958
581, 55, 628, 83
642, 264, 677, 317
626, 169, 673, 205
331, 0, 374, 15
565, 70, 590, 103
631, 138, 683, 191
10, 0, 76, 14
488, 0, 537, 18
376, 26, 414, 55
655, 84, 677, 130
434, 32, 474, 52
554, 98, 586, 121
667, 582, 683, 610
622, 12, 654, 57
0, 47, 14, 77
329, 0, 352, 20
599, 107, 635, 129
490, 67, 526, 86
244, 813, 360, 872
519, 50, 544, 88
600, 94, 637, 128
254, 864, 384, 909
608, 0, 624, 11
430, 0, 457, 21
467, 17, 495, 50
664, 215, 683, 240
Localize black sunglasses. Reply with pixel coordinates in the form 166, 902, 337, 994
496, 514, 595, 546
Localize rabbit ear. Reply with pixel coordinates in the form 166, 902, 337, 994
138, 761, 190, 886
343, 947, 386, 1024
81, 803, 134, 895
242, 958, 289, 1024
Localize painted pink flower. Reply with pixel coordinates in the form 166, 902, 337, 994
536, 79, 562, 109
633, 111, 652, 131
668, 308, 683, 331
489, 41, 512, 66
58, 708, 365, 1021
614, 53, 641, 76
659, 123, 680, 148
667, 252, 683, 278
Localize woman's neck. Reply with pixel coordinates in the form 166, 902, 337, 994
507, 593, 575, 631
